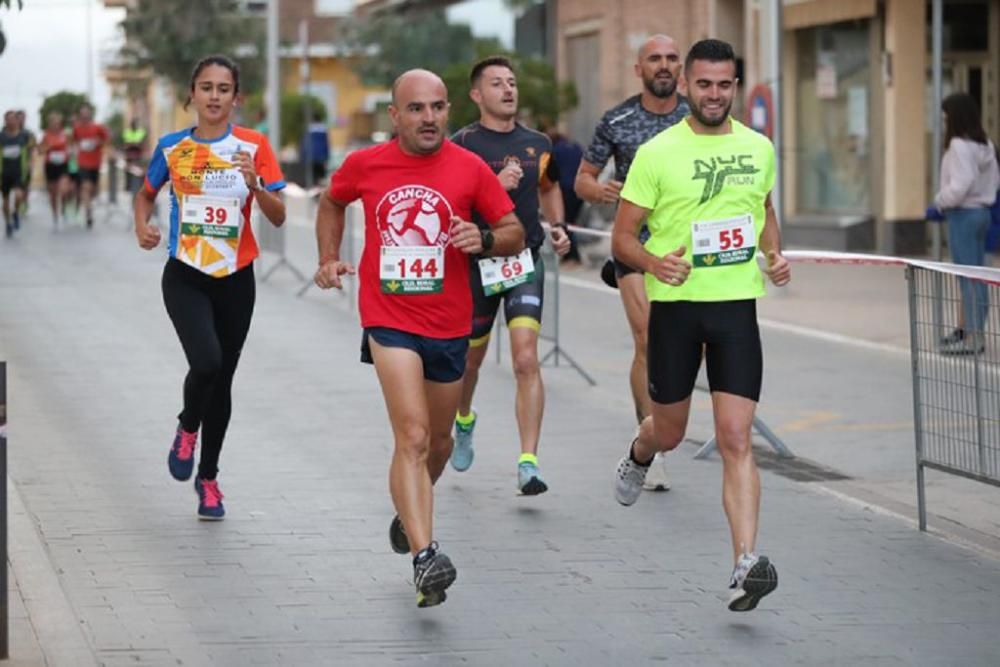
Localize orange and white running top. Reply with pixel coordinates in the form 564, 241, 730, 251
144, 124, 285, 277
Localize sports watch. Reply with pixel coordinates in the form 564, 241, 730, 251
480, 228, 495, 254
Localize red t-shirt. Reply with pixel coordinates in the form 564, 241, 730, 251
73, 122, 109, 170
329, 138, 514, 339
43, 130, 69, 165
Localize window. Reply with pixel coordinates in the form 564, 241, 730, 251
795, 21, 872, 214
315, 0, 351, 16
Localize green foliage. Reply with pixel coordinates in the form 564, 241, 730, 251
282, 93, 328, 149
106, 111, 125, 148
118, 0, 265, 102
344, 9, 489, 87
345, 10, 575, 132
440, 51, 578, 132
244, 92, 327, 148
38, 91, 92, 130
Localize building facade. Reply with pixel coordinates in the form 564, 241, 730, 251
554, 0, 1000, 255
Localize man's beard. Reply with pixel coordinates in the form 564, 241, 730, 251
644, 73, 677, 99
690, 100, 732, 127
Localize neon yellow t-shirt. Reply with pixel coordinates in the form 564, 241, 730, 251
621, 117, 775, 302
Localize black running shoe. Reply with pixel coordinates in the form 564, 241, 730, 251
389, 514, 409, 555
413, 543, 456, 608
728, 553, 778, 612
600, 257, 618, 289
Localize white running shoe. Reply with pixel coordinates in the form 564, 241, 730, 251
614, 439, 650, 506
642, 452, 671, 491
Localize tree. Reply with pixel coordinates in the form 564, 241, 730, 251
440, 49, 577, 132
244, 92, 327, 148
346, 9, 575, 132
344, 9, 490, 87
118, 0, 264, 102
38, 91, 92, 130
0, 0, 25, 57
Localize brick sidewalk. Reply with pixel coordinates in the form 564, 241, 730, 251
1, 210, 999, 665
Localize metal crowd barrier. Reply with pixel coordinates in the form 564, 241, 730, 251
907, 263, 1000, 530
776, 250, 1000, 530
258, 182, 324, 285
537, 235, 596, 385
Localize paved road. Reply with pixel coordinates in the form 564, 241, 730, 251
1, 202, 999, 665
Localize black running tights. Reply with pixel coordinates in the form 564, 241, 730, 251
162, 258, 255, 480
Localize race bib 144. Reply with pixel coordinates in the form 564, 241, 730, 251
380, 245, 444, 294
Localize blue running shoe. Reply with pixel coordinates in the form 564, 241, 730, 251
517, 458, 548, 496
168, 425, 197, 481
194, 476, 225, 520
450, 410, 476, 472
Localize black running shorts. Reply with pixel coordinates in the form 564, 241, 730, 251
469, 248, 545, 344
647, 299, 763, 404
45, 163, 68, 184
78, 168, 100, 185
361, 327, 469, 384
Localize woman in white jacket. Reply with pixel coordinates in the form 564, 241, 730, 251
934, 93, 999, 354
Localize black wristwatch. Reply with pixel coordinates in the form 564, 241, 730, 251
480, 228, 495, 254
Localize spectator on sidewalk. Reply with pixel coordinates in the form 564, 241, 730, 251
122, 117, 148, 195
302, 110, 330, 187
931, 92, 999, 355
541, 120, 584, 266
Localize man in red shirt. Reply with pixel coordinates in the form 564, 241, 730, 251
72, 103, 109, 228
314, 69, 523, 607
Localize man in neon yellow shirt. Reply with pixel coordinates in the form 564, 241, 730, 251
610, 39, 791, 613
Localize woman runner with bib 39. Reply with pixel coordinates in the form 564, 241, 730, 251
133, 55, 286, 520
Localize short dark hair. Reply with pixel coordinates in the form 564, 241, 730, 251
186, 55, 241, 110
469, 56, 515, 87
684, 39, 736, 74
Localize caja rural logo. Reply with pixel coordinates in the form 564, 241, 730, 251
375, 185, 454, 247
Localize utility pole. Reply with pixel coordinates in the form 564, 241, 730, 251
267, 0, 281, 158
769, 0, 783, 226
300, 19, 312, 188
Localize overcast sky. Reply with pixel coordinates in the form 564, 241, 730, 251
447, 0, 514, 49
0, 0, 512, 133
1, 0, 125, 132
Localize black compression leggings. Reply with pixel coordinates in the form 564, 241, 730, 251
162, 258, 255, 480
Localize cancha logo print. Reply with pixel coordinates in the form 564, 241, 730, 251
375, 185, 454, 247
